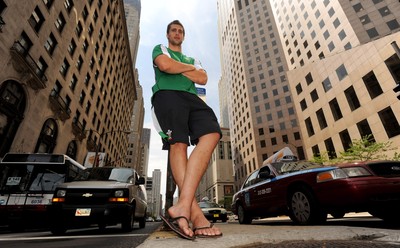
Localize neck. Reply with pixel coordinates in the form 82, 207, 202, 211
168, 43, 182, 53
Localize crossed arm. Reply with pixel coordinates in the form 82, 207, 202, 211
154, 54, 208, 85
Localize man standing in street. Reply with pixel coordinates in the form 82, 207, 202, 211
151, 20, 222, 240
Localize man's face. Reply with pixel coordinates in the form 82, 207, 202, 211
167, 24, 184, 46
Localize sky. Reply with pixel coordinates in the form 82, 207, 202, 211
135, 0, 222, 198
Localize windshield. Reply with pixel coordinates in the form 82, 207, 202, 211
272, 161, 323, 175
77, 167, 134, 183
199, 201, 220, 208
0, 163, 66, 193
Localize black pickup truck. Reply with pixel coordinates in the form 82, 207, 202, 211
49, 167, 147, 234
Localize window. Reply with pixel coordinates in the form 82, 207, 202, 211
64, 0, 73, 13
360, 15, 370, 24
76, 56, 83, 71
357, 119, 375, 142
324, 138, 337, 159
75, 21, 83, 37
336, 64, 351, 82
82, 6, 88, 20
305, 72, 313, 85
37, 57, 48, 75
333, 18, 340, 28
312, 145, 320, 157
338, 30, 346, 41
300, 99, 307, 111
378, 107, 400, 138
42, 0, 54, 9
385, 54, 400, 83
387, 20, 400, 31
353, 3, 363, 13
329, 98, 343, 121
44, 32, 57, 55
344, 86, 360, 111
378, 7, 390, 17
322, 77, 332, 92
69, 74, 77, 91
367, 28, 379, 39
59, 58, 70, 77
35, 118, 57, 153
79, 91, 86, 105
305, 117, 315, 137
316, 108, 327, 129
295, 83, 302, 94
362, 71, 383, 99
29, 6, 45, 32
68, 38, 76, 56
310, 89, 318, 102
339, 129, 352, 151
83, 39, 89, 53
55, 12, 66, 33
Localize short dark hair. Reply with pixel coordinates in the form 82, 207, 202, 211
167, 20, 185, 36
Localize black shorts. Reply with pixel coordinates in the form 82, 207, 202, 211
152, 90, 222, 149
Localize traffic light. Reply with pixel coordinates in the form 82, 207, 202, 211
394, 83, 400, 100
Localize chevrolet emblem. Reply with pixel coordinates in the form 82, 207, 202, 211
82, 193, 93, 197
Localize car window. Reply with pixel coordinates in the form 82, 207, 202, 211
109, 168, 133, 182
199, 201, 220, 208
242, 170, 259, 188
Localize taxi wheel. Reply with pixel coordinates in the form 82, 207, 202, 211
237, 204, 252, 224
288, 186, 326, 225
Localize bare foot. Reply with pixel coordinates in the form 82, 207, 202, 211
191, 214, 222, 237
168, 205, 194, 238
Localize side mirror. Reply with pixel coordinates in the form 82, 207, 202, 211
136, 176, 145, 185
258, 167, 274, 179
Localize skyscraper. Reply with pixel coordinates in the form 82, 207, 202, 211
0, 0, 137, 165
217, 0, 400, 189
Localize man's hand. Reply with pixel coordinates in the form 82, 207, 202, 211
182, 69, 207, 85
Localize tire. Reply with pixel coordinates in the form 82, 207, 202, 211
121, 207, 135, 232
237, 204, 252, 224
288, 186, 327, 225
138, 212, 146, 229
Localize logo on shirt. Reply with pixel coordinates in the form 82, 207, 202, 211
166, 130, 173, 141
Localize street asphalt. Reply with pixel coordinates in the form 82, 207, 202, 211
137, 213, 400, 248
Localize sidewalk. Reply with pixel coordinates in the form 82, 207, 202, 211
138, 213, 400, 248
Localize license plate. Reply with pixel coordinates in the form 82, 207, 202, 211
75, 208, 91, 216
213, 214, 219, 218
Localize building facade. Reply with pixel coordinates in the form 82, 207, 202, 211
0, 0, 137, 165
217, 0, 400, 190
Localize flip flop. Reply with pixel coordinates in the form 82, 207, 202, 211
192, 223, 223, 238
160, 215, 195, 240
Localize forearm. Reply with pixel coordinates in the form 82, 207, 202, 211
182, 69, 208, 85
155, 55, 196, 74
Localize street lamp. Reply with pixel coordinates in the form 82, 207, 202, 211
88, 129, 131, 167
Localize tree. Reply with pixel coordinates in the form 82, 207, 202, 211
311, 135, 399, 163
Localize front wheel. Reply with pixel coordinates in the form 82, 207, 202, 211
288, 186, 326, 225
237, 204, 252, 224
121, 207, 135, 232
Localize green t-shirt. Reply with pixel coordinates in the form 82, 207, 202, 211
151, 44, 203, 96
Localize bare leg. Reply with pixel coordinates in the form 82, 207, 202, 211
168, 133, 221, 237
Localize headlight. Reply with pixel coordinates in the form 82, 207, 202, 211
317, 169, 347, 183
341, 167, 371, 177
114, 190, 124, 197
56, 189, 67, 197
52, 189, 66, 203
